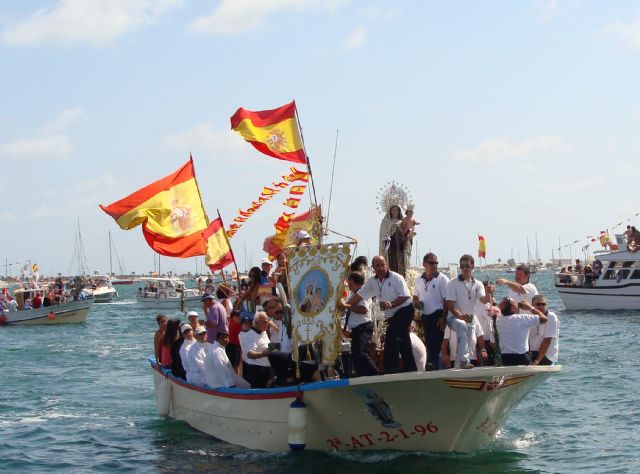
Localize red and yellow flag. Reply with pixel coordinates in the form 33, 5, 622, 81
203, 217, 234, 271
263, 207, 320, 258
478, 235, 486, 258
99, 158, 209, 257
230, 101, 306, 164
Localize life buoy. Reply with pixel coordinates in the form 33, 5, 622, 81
169, 292, 177, 298
47, 312, 56, 321
0, 314, 7, 324
158, 291, 167, 299
204, 285, 215, 295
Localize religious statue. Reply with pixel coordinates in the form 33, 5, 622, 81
377, 181, 415, 277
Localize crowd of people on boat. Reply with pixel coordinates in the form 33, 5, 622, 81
153, 245, 559, 391
624, 225, 640, 253
0, 277, 91, 312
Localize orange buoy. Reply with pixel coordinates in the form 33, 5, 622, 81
0, 314, 7, 323
47, 312, 56, 321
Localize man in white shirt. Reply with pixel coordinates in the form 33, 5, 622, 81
494, 297, 548, 366
528, 295, 559, 366
496, 265, 538, 305
346, 255, 416, 373
445, 254, 494, 369
442, 314, 487, 368
264, 299, 297, 385
204, 331, 250, 389
179, 324, 195, 379
239, 311, 272, 388
186, 327, 210, 386
412, 252, 449, 370
338, 271, 379, 376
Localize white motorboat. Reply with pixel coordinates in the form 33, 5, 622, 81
151, 361, 559, 453
87, 275, 118, 303
556, 234, 640, 310
136, 277, 201, 310
0, 287, 94, 325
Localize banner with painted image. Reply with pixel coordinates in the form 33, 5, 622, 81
286, 242, 354, 366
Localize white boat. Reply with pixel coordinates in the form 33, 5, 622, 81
556, 234, 640, 310
0, 287, 94, 325
151, 361, 559, 452
136, 277, 201, 310
86, 275, 118, 303
151, 242, 560, 453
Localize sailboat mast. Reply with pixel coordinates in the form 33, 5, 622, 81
109, 231, 113, 277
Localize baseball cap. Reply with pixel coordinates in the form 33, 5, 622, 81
201, 294, 214, 301
180, 323, 192, 334
187, 310, 199, 317
195, 327, 207, 335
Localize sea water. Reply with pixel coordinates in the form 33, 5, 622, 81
1, 272, 638, 473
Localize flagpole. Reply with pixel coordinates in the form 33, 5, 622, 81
217, 209, 242, 291
293, 103, 318, 208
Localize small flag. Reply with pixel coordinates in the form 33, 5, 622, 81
230, 101, 306, 164
478, 235, 486, 258
204, 217, 234, 271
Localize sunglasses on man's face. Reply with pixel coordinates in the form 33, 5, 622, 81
426, 261, 438, 265
460, 264, 473, 269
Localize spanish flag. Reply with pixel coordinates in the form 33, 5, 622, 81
99, 158, 209, 258
230, 101, 307, 164
478, 235, 486, 258
204, 217, 234, 271
263, 207, 321, 258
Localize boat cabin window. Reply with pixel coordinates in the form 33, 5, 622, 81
622, 261, 634, 268
631, 269, 640, 279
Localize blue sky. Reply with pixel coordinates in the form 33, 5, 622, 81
1, 0, 640, 276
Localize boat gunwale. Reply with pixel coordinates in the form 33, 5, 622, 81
149, 357, 560, 400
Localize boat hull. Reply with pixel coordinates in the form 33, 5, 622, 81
151, 362, 559, 453
137, 295, 202, 310
556, 285, 640, 310
1, 299, 94, 325
92, 288, 119, 303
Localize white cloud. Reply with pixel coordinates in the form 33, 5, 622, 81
451, 135, 567, 164
164, 123, 247, 161
190, 0, 347, 35
2, 0, 183, 46
529, 0, 558, 22
602, 20, 640, 49
344, 26, 366, 49
43, 108, 87, 134
0, 134, 73, 160
0, 108, 85, 160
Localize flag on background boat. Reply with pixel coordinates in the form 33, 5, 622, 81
203, 217, 234, 271
478, 235, 486, 258
99, 158, 209, 257
230, 101, 307, 164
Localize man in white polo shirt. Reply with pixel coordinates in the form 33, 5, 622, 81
496, 264, 538, 306
494, 297, 548, 366
528, 295, 559, 366
412, 252, 449, 371
346, 255, 416, 373
445, 254, 494, 369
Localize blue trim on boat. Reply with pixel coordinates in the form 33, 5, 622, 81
148, 356, 350, 394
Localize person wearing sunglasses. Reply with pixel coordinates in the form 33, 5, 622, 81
528, 295, 559, 366
445, 254, 494, 369
412, 252, 450, 371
